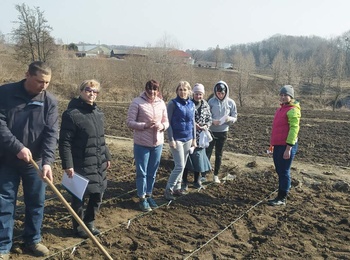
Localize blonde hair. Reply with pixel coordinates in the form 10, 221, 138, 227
79, 79, 100, 92
176, 81, 191, 92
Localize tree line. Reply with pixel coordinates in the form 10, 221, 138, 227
1, 3, 350, 110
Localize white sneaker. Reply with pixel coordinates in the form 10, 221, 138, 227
213, 175, 221, 183
222, 174, 236, 181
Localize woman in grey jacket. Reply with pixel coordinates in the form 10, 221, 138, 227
206, 81, 237, 183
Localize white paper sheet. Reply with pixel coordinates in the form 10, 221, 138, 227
61, 172, 89, 201
219, 115, 228, 125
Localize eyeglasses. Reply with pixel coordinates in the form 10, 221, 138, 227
84, 87, 99, 94
146, 86, 159, 91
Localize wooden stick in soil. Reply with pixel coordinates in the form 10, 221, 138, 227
30, 158, 113, 260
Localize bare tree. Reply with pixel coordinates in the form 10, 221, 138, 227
284, 52, 299, 86
0, 31, 6, 54
332, 47, 346, 111
0, 31, 4, 44
234, 51, 256, 106
126, 34, 193, 102
314, 44, 334, 98
127, 47, 192, 102
213, 45, 225, 69
189, 50, 204, 64
271, 50, 285, 85
342, 32, 350, 76
301, 55, 316, 84
12, 3, 56, 64
258, 53, 269, 73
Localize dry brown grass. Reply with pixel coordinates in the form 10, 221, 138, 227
1, 53, 348, 109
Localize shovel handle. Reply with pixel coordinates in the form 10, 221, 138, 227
30, 159, 113, 260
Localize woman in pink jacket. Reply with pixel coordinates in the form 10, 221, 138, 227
127, 80, 169, 212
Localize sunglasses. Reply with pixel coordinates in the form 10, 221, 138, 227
146, 86, 159, 91
84, 87, 99, 94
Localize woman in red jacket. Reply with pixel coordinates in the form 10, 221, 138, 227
269, 85, 301, 206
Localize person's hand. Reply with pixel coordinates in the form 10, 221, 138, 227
144, 120, 156, 129
42, 164, 53, 182
169, 141, 176, 149
17, 147, 32, 163
154, 122, 165, 131
196, 124, 207, 130
106, 161, 111, 170
192, 139, 197, 148
283, 145, 292, 159
267, 145, 274, 154
64, 168, 75, 178
225, 116, 236, 123
212, 120, 220, 126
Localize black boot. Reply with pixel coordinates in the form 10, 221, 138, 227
182, 168, 189, 191
268, 190, 287, 206
75, 225, 89, 239
85, 222, 101, 236
193, 172, 203, 189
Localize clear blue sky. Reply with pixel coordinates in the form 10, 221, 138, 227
1, 0, 350, 50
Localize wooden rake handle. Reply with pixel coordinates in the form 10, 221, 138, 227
30, 158, 113, 260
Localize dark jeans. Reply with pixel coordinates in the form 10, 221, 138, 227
71, 192, 103, 231
273, 143, 298, 193
206, 131, 228, 176
0, 163, 46, 254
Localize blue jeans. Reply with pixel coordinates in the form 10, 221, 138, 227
0, 163, 46, 254
134, 144, 163, 198
273, 143, 298, 193
166, 140, 192, 191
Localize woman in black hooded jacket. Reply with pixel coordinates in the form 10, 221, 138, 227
59, 79, 111, 238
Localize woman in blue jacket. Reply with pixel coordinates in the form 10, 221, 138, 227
164, 81, 196, 200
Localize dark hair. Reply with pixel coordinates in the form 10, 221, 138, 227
28, 61, 51, 76
145, 80, 160, 90
215, 83, 226, 93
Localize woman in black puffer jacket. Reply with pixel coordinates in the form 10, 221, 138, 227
59, 79, 111, 238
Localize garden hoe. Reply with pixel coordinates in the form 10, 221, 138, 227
30, 158, 113, 260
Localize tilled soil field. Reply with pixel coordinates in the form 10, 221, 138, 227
10, 102, 350, 260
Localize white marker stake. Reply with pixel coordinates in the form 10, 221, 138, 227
127, 219, 131, 229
